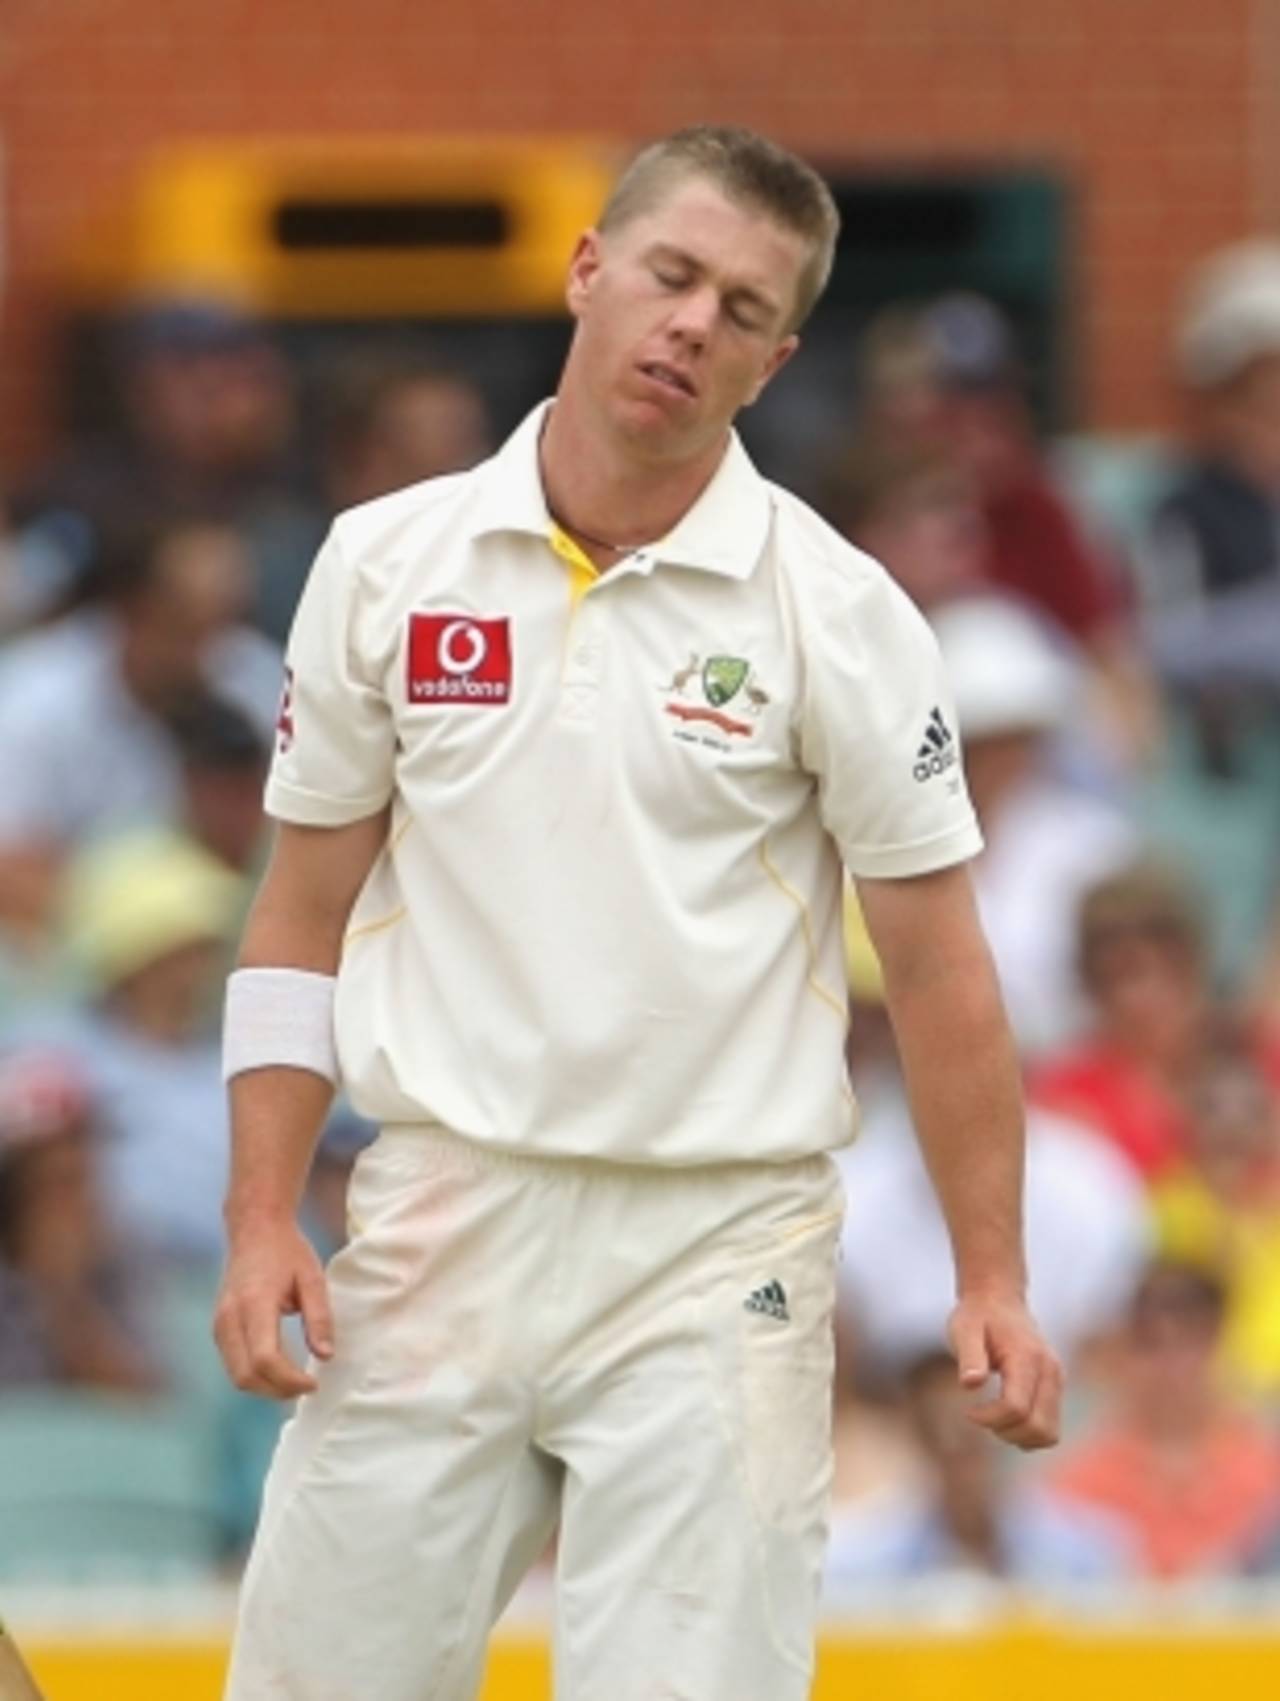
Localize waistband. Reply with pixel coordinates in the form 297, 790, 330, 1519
375, 1120, 837, 1189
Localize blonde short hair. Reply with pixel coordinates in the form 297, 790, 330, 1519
598, 125, 840, 332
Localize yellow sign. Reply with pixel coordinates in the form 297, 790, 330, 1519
22, 1623, 1280, 1701
65, 137, 620, 318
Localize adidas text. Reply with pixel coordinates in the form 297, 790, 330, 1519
913, 747, 958, 783
913, 705, 957, 783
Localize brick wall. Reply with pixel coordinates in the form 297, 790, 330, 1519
2, 0, 1278, 470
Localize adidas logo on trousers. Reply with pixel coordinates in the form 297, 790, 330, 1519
744, 1280, 790, 1322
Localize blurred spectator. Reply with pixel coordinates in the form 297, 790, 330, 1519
837, 1093, 1149, 1387
0, 489, 90, 641
1150, 1042, 1280, 1397
165, 689, 271, 876
1031, 860, 1280, 1182
321, 353, 494, 512
825, 1350, 1133, 1588
858, 296, 1158, 767
117, 301, 295, 496
818, 430, 987, 612
1139, 241, 1280, 692
838, 894, 1149, 1379
1047, 1261, 1280, 1579
1248, 1517, 1280, 1577
858, 296, 1119, 641
0, 513, 279, 970
0, 1049, 158, 1391
18, 299, 321, 642
1136, 242, 1280, 993
829, 1323, 926, 1557
23, 831, 245, 1268
932, 595, 1139, 1057
1253, 911, 1280, 1025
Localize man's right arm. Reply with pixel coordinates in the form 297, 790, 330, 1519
213, 809, 388, 1400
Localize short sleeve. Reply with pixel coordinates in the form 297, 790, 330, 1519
795, 555, 983, 878
264, 526, 396, 826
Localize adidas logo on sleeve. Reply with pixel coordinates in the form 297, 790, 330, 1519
912, 706, 958, 783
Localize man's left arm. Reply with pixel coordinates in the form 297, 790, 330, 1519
856, 862, 1063, 1451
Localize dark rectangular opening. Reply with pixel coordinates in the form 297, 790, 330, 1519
273, 200, 511, 250
832, 185, 984, 257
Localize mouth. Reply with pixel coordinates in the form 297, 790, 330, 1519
637, 360, 698, 399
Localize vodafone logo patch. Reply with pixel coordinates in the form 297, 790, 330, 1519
407, 613, 513, 706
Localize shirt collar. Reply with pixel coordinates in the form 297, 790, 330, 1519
470, 400, 772, 581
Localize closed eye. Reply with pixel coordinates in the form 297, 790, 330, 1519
652, 262, 691, 289
727, 302, 767, 333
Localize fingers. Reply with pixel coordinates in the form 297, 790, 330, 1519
949, 1296, 1064, 1451
215, 1295, 318, 1400
213, 1268, 323, 1402
966, 1342, 1063, 1450
947, 1307, 991, 1389
212, 1298, 252, 1390
243, 1292, 320, 1399
1023, 1347, 1065, 1448
297, 1258, 335, 1362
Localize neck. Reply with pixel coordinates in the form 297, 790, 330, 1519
538, 382, 727, 565
940, 1494, 1003, 1572
1132, 1396, 1216, 1449
1107, 1011, 1204, 1074
116, 618, 178, 716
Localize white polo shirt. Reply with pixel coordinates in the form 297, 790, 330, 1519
266, 404, 982, 1165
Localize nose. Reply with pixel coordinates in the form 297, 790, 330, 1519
666, 282, 718, 349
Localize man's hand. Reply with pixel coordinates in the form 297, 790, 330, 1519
947, 1292, 1063, 1451
214, 1217, 335, 1401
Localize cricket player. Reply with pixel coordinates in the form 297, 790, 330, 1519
215, 125, 1062, 1701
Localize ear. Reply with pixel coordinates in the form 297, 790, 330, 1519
745, 334, 800, 406
566, 229, 605, 320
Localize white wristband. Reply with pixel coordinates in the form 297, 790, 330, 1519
222, 967, 340, 1085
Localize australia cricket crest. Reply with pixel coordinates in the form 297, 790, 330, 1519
702, 655, 750, 708
658, 647, 770, 750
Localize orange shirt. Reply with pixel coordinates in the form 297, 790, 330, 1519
1048, 1416, 1280, 1578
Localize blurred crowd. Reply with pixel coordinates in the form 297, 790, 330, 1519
4, 237, 1280, 1595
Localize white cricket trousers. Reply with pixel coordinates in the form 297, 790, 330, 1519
224, 1125, 844, 1701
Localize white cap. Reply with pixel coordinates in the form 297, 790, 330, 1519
1176, 240, 1280, 388
930, 594, 1076, 739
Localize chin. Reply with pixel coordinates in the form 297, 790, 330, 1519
614, 398, 712, 463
